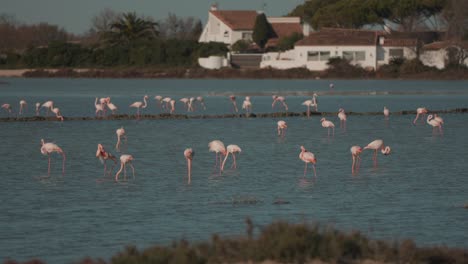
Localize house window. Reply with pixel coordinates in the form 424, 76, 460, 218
224, 31, 229, 38
319, 51, 330, 61
343, 51, 366, 61
389, 48, 404, 58
242, 32, 252, 41
307, 51, 319, 61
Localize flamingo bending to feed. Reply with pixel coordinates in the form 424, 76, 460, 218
129, 95, 148, 120
40, 139, 66, 176
162, 97, 172, 111
229, 95, 238, 113
363, 139, 391, 168
95, 98, 105, 117
197, 96, 206, 110
115, 154, 135, 181
35, 102, 41, 116
427, 115, 443, 136
383, 107, 390, 120
433, 114, 444, 125
107, 100, 118, 114
350, 146, 363, 174
188, 97, 196, 112
154, 95, 163, 110
96, 144, 117, 177
272, 95, 288, 111
208, 140, 226, 172
242, 96, 252, 115
41, 101, 54, 116
221, 144, 241, 172
19, 100, 27, 115
338, 108, 347, 130
1, 104, 12, 115
413, 107, 428, 124
320, 117, 335, 137
51, 107, 64, 122
99, 97, 110, 116
180, 98, 190, 111
116, 127, 127, 152
184, 148, 194, 182
277, 120, 287, 137
170, 99, 176, 114
299, 146, 317, 177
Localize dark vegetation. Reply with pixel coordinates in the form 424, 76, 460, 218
4, 220, 467, 264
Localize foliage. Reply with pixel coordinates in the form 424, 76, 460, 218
252, 13, 274, 49
326, 57, 370, 78
104, 12, 158, 46
446, 45, 468, 68
231, 40, 252, 53
197, 42, 228, 57
277, 32, 303, 51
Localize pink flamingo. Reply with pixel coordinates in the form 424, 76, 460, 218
434, 114, 444, 125
1, 103, 12, 115
41, 101, 54, 116
189, 97, 196, 112
154, 95, 163, 110
413, 107, 428, 124
19, 100, 27, 115
94, 97, 105, 117
363, 139, 391, 168
116, 127, 127, 152
272, 95, 288, 111
115, 154, 135, 182
106, 100, 118, 115
96, 144, 117, 177
242, 96, 252, 115
197, 96, 206, 110
302, 99, 315, 118
170, 99, 176, 114
99, 97, 110, 116
221, 144, 241, 172
162, 97, 172, 111
427, 115, 443, 136
299, 146, 317, 177
184, 148, 194, 182
320, 117, 335, 137
180, 98, 190, 111
383, 106, 390, 120
208, 140, 226, 172
51, 107, 64, 122
40, 139, 66, 176
35, 102, 41, 116
350, 146, 363, 174
229, 95, 238, 113
338, 108, 347, 131
129, 95, 148, 120
277, 120, 287, 137
312, 93, 318, 111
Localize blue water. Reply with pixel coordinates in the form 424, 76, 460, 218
0, 78, 467, 263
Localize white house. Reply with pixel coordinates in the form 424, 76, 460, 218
261, 28, 419, 71
420, 41, 468, 69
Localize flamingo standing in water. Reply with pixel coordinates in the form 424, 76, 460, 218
154, 95, 163, 110
272, 95, 288, 111
363, 139, 391, 168
299, 146, 317, 177
19, 100, 27, 115
180, 98, 190, 111
320, 117, 335, 137
115, 154, 135, 182
433, 114, 444, 126
162, 97, 172, 111
312, 93, 318, 111
184, 148, 194, 182
427, 115, 443, 136
96, 144, 117, 177
221, 144, 242, 172
116, 127, 127, 152
229, 95, 238, 113
413, 107, 428, 124
94, 98, 105, 117
338, 108, 347, 131
1, 104, 12, 115
208, 140, 226, 172
302, 99, 314, 118
329, 83, 334, 91
350, 146, 363, 174
51, 107, 64, 122
188, 97, 196, 112
99, 97, 110, 116
277, 120, 287, 137
383, 107, 390, 120
40, 139, 66, 176
129, 95, 148, 120
242, 96, 252, 115
197, 96, 206, 110
106, 99, 118, 115
35, 102, 41, 116
41, 101, 54, 116
169, 99, 176, 114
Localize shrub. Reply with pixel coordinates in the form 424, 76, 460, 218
231, 40, 252, 53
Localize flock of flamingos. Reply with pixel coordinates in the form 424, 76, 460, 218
1, 93, 445, 182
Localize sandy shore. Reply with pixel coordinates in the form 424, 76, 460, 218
0, 69, 31, 77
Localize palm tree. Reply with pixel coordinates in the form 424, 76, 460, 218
106, 12, 158, 45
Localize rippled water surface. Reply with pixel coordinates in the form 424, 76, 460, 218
0, 78, 467, 263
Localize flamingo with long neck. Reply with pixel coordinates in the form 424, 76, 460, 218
184, 148, 194, 183
208, 140, 226, 174
51, 107, 64, 122
115, 154, 135, 182
338, 108, 347, 131
413, 107, 428, 124
129, 95, 148, 120
221, 144, 241, 172
427, 115, 443, 136
1, 104, 13, 115
363, 139, 391, 168
41, 101, 54, 116
383, 106, 390, 120
277, 120, 287, 137
35, 102, 41, 116
116, 127, 127, 152
229, 95, 238, 113
320, 117, 335, 137
95, 97, 104, 117
19, 100, 27, 115
350, 146, 363, 174
299, 146, 317, 177
272, 95, 288, 111
40, 139, 66, 176
96, 144, 117, 177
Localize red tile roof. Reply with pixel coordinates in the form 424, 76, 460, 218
210, 10, 258, 30
296, 28, 379, 46
266, 22, 304, 47
423, 41, 468, 50
382, 38, 418, 47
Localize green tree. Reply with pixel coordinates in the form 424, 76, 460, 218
252, 13, 274, 49
231, 40, 252, 53
277, 33, 303, 52
105, 12, 158, 46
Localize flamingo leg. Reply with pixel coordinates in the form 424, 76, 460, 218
413, 113, 420, 124
129, 163, 135, 179
352, 156, 356, 174
307, 105, 310, 118
312, 164, 317, 177
187, 159, 192, 180
304, 163, 308, 177
221, 152, 230, 172
232, 154, 237, 169
103, 162, 107, 177
48, 154, 51, 176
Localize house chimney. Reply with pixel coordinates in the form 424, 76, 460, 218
210, 3, 218, 11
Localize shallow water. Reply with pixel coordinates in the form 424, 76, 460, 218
0, 78, 467, 263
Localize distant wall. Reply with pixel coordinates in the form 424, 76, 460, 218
198, 56, 228, 69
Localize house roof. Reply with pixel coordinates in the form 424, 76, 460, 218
381, 38, 418, 47
265, 21, 304, 48
296, 28, 379, 46
210, 10, 258, 30
423, 41, 468, 50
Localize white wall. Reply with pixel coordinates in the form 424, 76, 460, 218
377, 46, 418, 66
198, 12, 252, 45
198, 56, 228, 69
